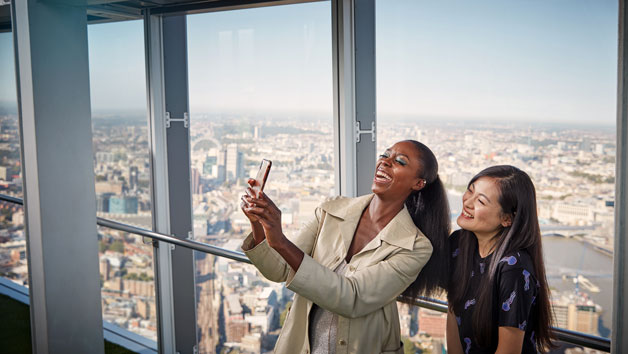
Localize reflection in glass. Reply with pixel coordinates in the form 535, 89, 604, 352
376, 0, 617, 348
88, 20, 156, 341
187, 2, 333, 352
0, 32, 27, 288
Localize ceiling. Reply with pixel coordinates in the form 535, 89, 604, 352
0, 0, 306, 32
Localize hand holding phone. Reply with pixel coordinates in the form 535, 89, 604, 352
251, 159, 272, 197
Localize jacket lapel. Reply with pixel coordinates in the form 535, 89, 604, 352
378, 206, 418, 251
319, 194, 419, 259
320, 194, 373, 255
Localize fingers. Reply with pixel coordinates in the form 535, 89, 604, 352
245, 187, 263, 200
241, 194, 269, 208
256, 191, 279, 210
242, 201, 279, 222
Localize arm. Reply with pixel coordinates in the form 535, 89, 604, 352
241, 193, 321, 283
496, 327, 525, 354
495, 261, 537, 354
286, 235, 432, 318
446, 310, 463, 354
245, 191, 432, 318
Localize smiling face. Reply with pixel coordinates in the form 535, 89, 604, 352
371, 141, 426, 201
457, 176, 512, 239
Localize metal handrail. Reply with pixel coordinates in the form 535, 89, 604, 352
1, 193, 611, 351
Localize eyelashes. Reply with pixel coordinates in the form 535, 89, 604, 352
378, 153, 408, 166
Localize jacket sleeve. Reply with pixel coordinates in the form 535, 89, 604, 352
241, 207, 322, 283
285, 234, 433, 319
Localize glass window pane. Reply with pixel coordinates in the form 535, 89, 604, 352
377, 0, 617, 347
0, 32, 27, 288
187, 2, 333, 352
88, 20, 157, 343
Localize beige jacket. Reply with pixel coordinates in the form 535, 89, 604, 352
241, 194, 433, 354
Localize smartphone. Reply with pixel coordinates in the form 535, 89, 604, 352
252, 159, 272, 197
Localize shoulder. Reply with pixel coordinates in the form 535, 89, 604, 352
448, 229, 463, 259
320, 194, 349, 206
318, 194, 372, 219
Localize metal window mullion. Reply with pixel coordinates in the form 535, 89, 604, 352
145, 11, 176, 354
333, 0, 376, 198
161, 14, 198, 354
333, 0, 357, 197
613, 0, 628, 352
353, 0, 376, 196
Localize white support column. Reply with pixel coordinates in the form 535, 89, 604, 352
11, 0, 104, 353
332, 0, 376, 197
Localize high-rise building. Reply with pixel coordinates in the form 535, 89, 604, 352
191, 168, 202, 195
109, 196, 139, 214
203, 155, 217, 177
226, 144, 244, 182
96, 193, 114, 212
128, 166, 139, 191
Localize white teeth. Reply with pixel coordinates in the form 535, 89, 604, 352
462, 210, 474, 218
375, 170, 392, 180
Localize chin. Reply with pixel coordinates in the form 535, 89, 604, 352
456, 216, 472, 231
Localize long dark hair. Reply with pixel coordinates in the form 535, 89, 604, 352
401, 140, 451, 298
447, 165, 554, 351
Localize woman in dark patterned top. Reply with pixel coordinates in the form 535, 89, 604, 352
446, 166, 555, 354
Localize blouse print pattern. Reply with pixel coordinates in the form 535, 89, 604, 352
449, 230, 540, 354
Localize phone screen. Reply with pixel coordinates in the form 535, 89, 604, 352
252, 159, 272, 196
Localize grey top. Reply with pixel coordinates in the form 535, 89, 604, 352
308, 259, 349, 354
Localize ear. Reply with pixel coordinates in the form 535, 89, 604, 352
501, 214, 513, 228
411, 179, 426, 191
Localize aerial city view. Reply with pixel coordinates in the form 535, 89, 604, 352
0, 111, 615, 353
0, 1, 617, 353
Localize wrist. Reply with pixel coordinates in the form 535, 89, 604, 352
269, 235, 289, 251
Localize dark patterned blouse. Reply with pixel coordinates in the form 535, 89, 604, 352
448, 230, 539, 354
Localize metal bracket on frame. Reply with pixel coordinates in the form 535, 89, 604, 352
355, 121, 376, 143
165, 112, 189, 128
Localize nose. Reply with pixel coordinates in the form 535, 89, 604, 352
462, 195, 474, 210
379, 156, 392, 167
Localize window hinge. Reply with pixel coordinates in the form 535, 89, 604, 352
166, 112, 189, 128
355, 121, 375, 143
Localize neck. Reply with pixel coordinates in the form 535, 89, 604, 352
367, 194, 406, 226
474, 232, 497, 258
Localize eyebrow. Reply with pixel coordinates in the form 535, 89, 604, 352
384, 149, 409, 159
470, 183, 492, 203
478, 193, 492, 203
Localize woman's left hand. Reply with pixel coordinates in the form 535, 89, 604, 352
243, 191, 286, 249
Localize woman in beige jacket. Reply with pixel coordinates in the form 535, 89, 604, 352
240, 140, 450, 354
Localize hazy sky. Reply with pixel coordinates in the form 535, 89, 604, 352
0, 0, 619, 124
